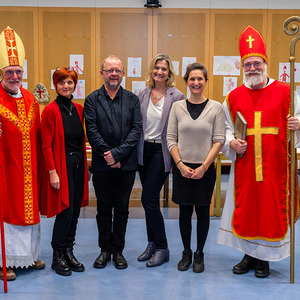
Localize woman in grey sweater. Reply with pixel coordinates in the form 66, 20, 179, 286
167, 63, 225, 273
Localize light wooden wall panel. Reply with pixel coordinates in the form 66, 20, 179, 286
268, 10, 300, 92
209, 9, 267, 103
155, 9, 210, 95
97, 8, 152, 92
0, 7, 38, 91
39, 8, 95, 110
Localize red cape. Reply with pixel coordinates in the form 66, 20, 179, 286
40, 100, 89, 217
0, 84, 41, 226
228, 80, 299, 241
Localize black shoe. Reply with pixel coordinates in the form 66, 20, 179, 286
146, 248, 170, 267
113, 253, 128, 269
137, 242, 156, 261
233, 254, 257, 275
94, 251, 111, 269
64, 248, 85, 272
52, 248, 72, 276
255, 260, 270, 278
193, 250, 204, 273
178, 249, 192, 271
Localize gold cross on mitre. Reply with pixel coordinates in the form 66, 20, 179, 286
246, 111, 279, 182
246, 35, 255, 48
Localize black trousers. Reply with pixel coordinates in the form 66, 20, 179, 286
52, 152, 84, 250
93, 169, 136, 254
138, 142, 169, 249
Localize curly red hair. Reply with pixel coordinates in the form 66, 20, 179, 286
53, 67, 78, 90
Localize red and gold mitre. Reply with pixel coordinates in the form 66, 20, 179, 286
239, 25, 267, 63
0, 26, 25, 70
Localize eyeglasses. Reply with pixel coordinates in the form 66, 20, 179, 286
243, 62, 264, 70
102, 69, 123, 75
4, 70, 23, 76
56, 66, 74, 72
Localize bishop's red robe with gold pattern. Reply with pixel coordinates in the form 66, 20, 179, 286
227, 80, 299, 241
0, 83, 41, 226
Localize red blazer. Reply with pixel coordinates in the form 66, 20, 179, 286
40, 100, 89, 217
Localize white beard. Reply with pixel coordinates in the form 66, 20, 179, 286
244, 66, 268, 88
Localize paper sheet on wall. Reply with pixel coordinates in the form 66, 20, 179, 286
23, 59, 28, 80
172, 61, 179, 75
51, 70, 55, 89
223, 77, 237, 96
278, 63, 290, 83
70, 54, 84, 75
182, 57, 196, 77
128, 57, 142, 78
296, 86, 300, 98
186, 86, 190, 99
213, 56, 240, 76
132, 81, 145, 95
73, 80, 85, 99
21, 82, 28, 90
279, 63, 300, 83
121, 77, 126, 89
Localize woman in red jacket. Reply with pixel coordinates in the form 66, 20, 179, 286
41, 67, 89, 276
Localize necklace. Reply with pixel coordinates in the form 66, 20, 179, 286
151, 87, 167, 102
60, 103, 72, 115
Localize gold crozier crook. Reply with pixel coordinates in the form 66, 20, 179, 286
283, 15, 300, 284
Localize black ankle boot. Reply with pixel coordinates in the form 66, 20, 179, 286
193, 250, 204, 273
137, 242, 156, 261
52, 248, 72, 276
178, 249, 192, 271
64, 247, 85, 272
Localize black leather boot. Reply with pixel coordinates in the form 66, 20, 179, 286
233, 254, 257, 275
193, 250, 204, 273
137, 242, 156, 261
177, 249, 192, 271
64, 247, 85, 272
146, 248, 170, 267
52, 248, 72, 276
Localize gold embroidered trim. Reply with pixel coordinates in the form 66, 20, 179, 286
219, 227, 289, 248
0, 98, 38, 224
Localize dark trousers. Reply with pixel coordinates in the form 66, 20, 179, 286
179, 204, 210, 253
52, 152, 84, 250
93, 169, 136, 254
138, 142, 169, 249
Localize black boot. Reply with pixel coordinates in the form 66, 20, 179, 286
233, 254, 257, 275
177, 249, 192, 271
193, 250, 204, 273
64, 247, 85, 272
52, 248, 72, 276
255, 260, 270, 278
137, 242, 156, 261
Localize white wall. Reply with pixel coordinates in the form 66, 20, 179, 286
1, 0, 300, 9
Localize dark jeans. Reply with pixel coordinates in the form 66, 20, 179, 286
93, 168, 136, 254
138, 142, 169, 249
52, 152, 84, 250
179, 204, 210, 253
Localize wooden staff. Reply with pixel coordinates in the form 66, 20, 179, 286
0, 203, 7, 293
283, 16, 300, 284
0, 122, 7, 292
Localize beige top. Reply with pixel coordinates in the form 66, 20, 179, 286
167, 99, 225, 163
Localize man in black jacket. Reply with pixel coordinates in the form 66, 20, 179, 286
84, 55, 142, 269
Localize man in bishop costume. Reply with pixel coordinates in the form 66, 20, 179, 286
217, 25, 300, 278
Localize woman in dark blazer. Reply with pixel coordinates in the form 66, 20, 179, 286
137, 53, 185, 267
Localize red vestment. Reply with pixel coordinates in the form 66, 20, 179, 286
0, 84, 41, 226
40, 101, 89, 218
227, 80, 299, 241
